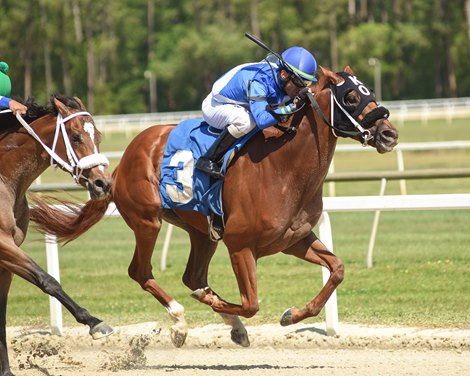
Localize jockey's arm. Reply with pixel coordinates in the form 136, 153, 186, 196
249, 98, 279, 129
0, 96, 27, 115
0, 96, 11, 109
248, 80, 295, 129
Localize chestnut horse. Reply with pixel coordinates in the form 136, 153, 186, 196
30, 67, 398, 349
0, 95, 113, 376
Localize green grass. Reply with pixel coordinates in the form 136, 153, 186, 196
9, 210, 470, 329
7, 116, 470, 329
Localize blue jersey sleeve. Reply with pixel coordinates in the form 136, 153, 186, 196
0, 96, 11, 109
247, 80, 279, 129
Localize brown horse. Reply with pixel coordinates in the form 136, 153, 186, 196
30, 67, 398, 349
0, 95, 113, 376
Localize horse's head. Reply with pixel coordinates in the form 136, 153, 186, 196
49, 95, 112, 199
314, 66, 398, 153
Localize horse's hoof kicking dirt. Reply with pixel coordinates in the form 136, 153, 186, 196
231, 327, 250, 347
171, 325, 188, 347
90, 322, 114, 339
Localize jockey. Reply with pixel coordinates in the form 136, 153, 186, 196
196, 46, 317, 179
0, 61, 27, 115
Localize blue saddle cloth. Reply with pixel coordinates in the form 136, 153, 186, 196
159, 119, 257, 217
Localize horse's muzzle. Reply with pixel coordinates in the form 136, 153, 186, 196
87, 177, 112, 199
373, 120, 399, 154
84, 168, 112, 200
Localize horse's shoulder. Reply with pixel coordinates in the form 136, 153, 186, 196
120, 125, 173, 172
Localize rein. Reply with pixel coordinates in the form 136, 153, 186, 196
14, 111, 109, 183
276, 72, 390, 145
308, 90, 372, 144
272, 90, 370, 142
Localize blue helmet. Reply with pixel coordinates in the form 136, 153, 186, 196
281, 46, 317, 82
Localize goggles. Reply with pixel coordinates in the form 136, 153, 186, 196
289, 72, 312, 88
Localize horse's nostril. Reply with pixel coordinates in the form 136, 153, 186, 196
380, 129, 398, 142
94, 179, 111, 192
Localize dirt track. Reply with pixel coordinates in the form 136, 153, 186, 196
8, 322, 470, 375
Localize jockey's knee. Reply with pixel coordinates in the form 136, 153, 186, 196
227, 120, 255, 138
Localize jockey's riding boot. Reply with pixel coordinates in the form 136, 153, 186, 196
195, 128, 237, 179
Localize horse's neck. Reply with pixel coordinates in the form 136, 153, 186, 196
297, 91, 337, 174
0, 115, 56, 195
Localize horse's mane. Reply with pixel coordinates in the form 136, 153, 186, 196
24, 94, 82, 123
312, 67, 333, 94
0, 95, 82, 131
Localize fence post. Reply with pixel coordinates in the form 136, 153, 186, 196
366, 178, 387, 269
45, 233, 63, 335
395, 148, 407, 195
160, 224, 174, 271
318, 212, 339, 336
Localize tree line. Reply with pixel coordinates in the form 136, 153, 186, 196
1, 0, 469, 114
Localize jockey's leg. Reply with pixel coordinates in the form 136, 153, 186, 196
198, 97, 256, 179
195, 127, 238, 179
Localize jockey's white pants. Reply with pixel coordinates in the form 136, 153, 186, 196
202, 94, 257, 138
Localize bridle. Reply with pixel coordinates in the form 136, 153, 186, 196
14, 111, 109, 183
276, 72, 390, 146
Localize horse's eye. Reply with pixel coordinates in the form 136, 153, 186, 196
71, 133, 83, 144
344, 91, 359, 108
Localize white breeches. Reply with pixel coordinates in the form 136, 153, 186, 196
201, 94, 256, 138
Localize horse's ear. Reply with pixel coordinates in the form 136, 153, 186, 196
319, 66, 343, 85
73, 96, 87, 111
53, 97, 71, 117
343, 65, 354, 75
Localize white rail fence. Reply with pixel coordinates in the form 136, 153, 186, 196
44, 193, 470, 337
330, 140, 470, 196
92, 97, 470, 134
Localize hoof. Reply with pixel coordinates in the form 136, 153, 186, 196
170, 324, 188, 348
90, 321, 114, 339
231, 327, 250, 347
280, 308, 294, 327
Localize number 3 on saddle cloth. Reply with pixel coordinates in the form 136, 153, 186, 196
159, 118, 257, 241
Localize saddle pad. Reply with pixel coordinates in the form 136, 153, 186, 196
159, 118, 257, 217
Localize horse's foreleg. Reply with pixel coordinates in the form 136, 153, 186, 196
127, 220, 188, 348
0, 240, 113, 342
181, 229, 250, 347
281, 232, 344, 325
0, 268, 13, 376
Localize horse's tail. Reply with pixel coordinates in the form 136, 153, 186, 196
29, 193, 112, 244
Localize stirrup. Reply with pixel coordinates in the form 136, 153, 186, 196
195, 157, 224, 179
208, 213, 224, 241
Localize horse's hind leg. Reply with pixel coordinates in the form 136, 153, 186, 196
281, 232, 344, 325
0, 239, 113, 346
0, 268, 13, 376
182, 228, 249, 347
126, 216, 188, 348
